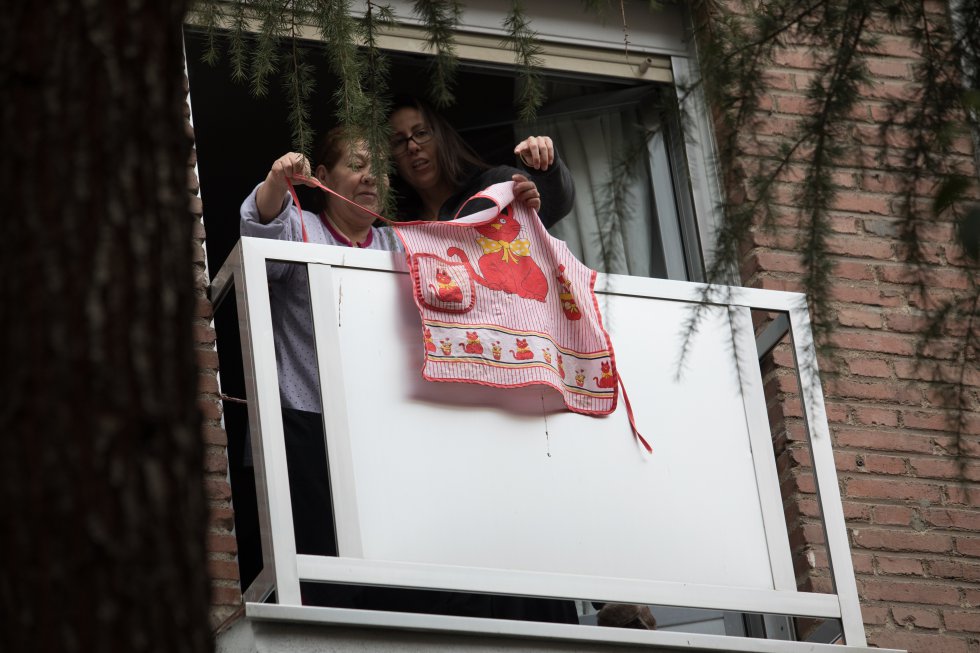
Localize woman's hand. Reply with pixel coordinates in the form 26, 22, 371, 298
267, 152, 313, 190
514, 136, 555, 172
513, 174, 541, 212
257, 152, 313, 223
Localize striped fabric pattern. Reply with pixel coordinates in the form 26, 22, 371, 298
394, 182, 619, 416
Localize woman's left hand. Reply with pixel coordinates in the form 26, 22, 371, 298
513, 174, 542, 212
514, 136, 555, 171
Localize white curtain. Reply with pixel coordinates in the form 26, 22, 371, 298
519, 86, 692, 280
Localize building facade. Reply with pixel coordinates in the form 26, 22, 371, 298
186, 3, 979, 651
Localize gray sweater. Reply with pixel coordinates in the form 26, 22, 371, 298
240, 185, 400, 412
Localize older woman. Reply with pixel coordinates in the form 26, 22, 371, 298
389, 95, 575, 226
240, 128, 397, 607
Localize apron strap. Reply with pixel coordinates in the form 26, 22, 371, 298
285, 174, 392, 243
618, 374, 652, 454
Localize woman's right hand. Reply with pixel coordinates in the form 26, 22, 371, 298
266, 152, 313, 191
257, 152, 313, 223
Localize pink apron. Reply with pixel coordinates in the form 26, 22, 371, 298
287, 177, 649, 451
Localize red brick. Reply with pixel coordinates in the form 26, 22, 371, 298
845, 477, 942, 502
189, 194, 204, 216
922, 509, 980, 531
211, 586, 244, 607
844, 501, 873, 521
891, 606, 942, 629
204, 478, 232, 501
852, 406, 900, 427
827, 378, 921, 403
947, 486, 980, 507
771, 47, 818, 70
796, 497, 823, 519
208, 559, 241, 582
203, 424, 228, 446
204, 451, 229, 474
845, 357, 891, 378
209, 506, 236, 531
957, 537, 980, 557
944, 611, 980, 633
763, 70, 796, 91
869, 631, 971, 653
754, 115, 800, 137
193, 323, 216, 345
207, 533, 239, 554
928, 559, 980, 582
197, 347, 220, 370
757, 276, 805, 292
962, 437, 980, 457
834, 260, 878, 281
860, 579, 960, 605
834, 451, 861, 472
864, 453, 910, 475
903, 411, 954, 432
876, 554, 926, 576
198, 373, 220, 394
858, 171, 906, 193
834, 427, 936, 454
822, 402, 850, 424
965, 588, 980, 607
852, 529, 951, 553
829, 284, 904, 307
863, 79, 917, 102
191, 209, 205, 239
851, 551, 875, 574
832, 331, 917, 356
885, 313, 929, 333
198, 399, 223, 421
837, 307, 884, 328
873, 504, 914, 525
829, 214, 861, 232
861, 604, 890, 625
196, 296, 215, 319
866, 57, 912, 79
909, 457, 963, 480
831, 193, 893, 217
892, 359, 938, 382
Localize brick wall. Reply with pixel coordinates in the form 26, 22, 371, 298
184, 81, 241, 629
731, 7, 980, 652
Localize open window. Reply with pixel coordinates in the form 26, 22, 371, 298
185, 0, 741, 639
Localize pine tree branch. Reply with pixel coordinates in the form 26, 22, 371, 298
313, 0, 367, 134
504, 0, 544, 122
412, 0, 461, 108
284, 10, 314, 156
361, 0, 395, 216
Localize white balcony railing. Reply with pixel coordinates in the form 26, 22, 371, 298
210, 237, 901, 653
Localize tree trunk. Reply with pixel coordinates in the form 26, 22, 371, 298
0, 2, 211, 652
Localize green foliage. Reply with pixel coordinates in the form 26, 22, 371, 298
689, 0, 979, 442
313, 0, 368, 145
360, 1, 396, 216
412, 0, 462, 108
504, 1, 544, 122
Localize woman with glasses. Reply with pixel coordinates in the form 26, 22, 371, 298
381, 98, 579, 626
388, 95, 575, 226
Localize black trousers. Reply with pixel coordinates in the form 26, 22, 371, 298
282, 408, 577, 623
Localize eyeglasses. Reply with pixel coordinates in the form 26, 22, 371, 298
390, 128, 433, 156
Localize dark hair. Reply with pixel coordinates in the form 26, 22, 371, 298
389, 96, 489, 216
